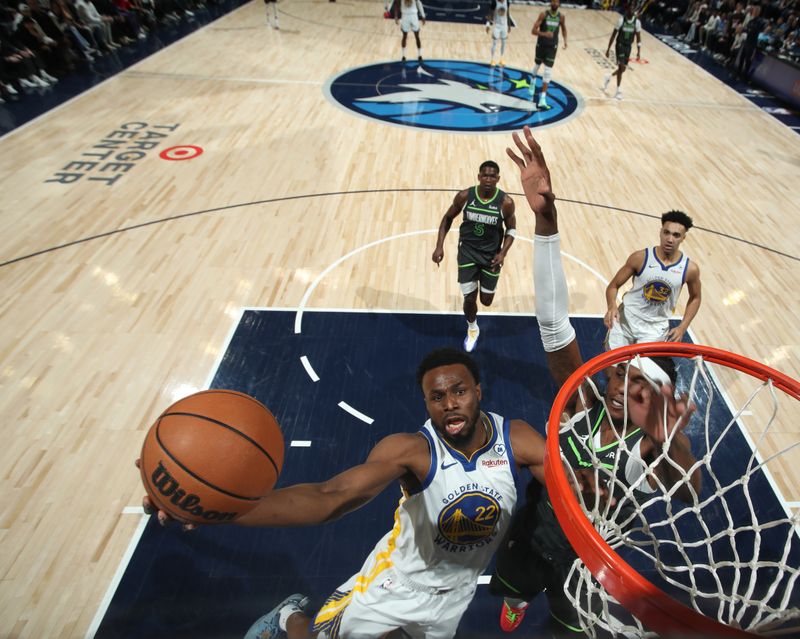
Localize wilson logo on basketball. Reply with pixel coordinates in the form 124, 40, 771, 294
150, 461, 238, 522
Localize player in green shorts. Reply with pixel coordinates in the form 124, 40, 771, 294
530, 0, 567, 110
602, 4, 642, 100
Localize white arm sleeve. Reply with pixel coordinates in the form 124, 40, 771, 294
534, 234, 576, 353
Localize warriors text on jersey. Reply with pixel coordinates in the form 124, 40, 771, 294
622, 246, 690, 323
458, 186, 507, 258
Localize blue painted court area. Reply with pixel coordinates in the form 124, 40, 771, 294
96, 310, 797, 638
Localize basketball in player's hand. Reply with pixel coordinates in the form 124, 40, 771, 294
139, 390, 284, 525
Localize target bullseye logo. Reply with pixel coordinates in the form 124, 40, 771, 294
159, 145, 204, 161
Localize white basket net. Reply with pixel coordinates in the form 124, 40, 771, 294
555, 348, 800, 638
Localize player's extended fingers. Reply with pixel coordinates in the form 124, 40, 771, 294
510, 130, 529, 160
505, 145, 525, 169
522, 126, 547, 165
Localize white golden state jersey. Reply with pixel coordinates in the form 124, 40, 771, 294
492, 0, 509, 29
622, 247, 690, 323
377, 411, 518, 590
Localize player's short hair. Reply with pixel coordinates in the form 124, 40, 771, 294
661, 209, 694, 231
479, 160, 500, 174
416, 348, 480, 388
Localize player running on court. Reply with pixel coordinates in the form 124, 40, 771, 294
604, 209, 701, 348
432, 160, 516, 353
602, 4, 642, 100
530, 0, 567, 110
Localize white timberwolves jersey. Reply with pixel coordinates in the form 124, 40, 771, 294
622, 247, 690, 323
381, 411, 518, 590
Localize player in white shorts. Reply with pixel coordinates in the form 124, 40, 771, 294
486, 0, 512, 67
604, 210, 702, 350
231, 347, 549, 638
395, 0, 426, 61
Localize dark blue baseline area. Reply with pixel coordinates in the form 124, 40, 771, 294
96, 310, 797, 638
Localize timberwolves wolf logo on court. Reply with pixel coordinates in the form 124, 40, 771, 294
324, 61, 583, 133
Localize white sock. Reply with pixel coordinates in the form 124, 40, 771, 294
417, 47, 423, 57
468, 320, 478, 330
402, 46, 406, 57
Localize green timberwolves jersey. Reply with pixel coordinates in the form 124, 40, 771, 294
618, 16, 638, 47
458, 186, 507, 255
540, 10, 561, 47
533, 403, 650, 557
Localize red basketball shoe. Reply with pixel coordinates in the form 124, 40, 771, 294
499, 600, 528, 632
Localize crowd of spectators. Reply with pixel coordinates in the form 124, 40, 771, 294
0, 0, 212, 102
644, 0, 799, 76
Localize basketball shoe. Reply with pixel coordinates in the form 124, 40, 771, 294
499, 599, 529, 632
463, 325, 480, 352
537, 96, 549, 110
614, 89, 622, 100
244, 593, 310, 639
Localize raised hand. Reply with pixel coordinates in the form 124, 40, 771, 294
627, 383, 695, 446
507, 126, 557, 234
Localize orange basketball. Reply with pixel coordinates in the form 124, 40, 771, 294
139, 390, 284, 525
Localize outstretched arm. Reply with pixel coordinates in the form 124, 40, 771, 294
432, 189, 468, 266
239, 433, 424, 526
142, 432, 426, 529
666, 262, 701, 342
507, 127, 584, 392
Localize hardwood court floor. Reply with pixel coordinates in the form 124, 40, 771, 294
0, 1, 797, 636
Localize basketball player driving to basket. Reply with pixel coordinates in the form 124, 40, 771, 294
138, 128, 697, 639
140, 347, 553, 638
